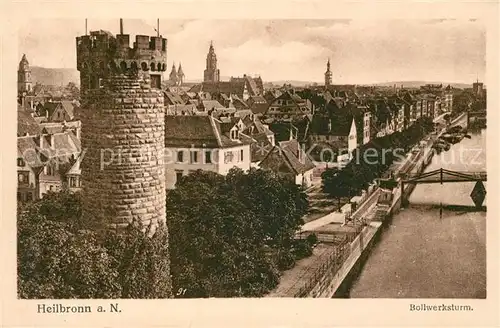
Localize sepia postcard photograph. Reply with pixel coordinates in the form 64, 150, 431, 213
1, 1, 499, 327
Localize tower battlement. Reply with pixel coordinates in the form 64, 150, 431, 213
76, 30, 168, 76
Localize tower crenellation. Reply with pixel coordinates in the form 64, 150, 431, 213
76, 24, 168, 229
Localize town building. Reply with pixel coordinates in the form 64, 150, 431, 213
259, 139, 316, 188
38, 100, 78, 122
265, 90, 313, 122
443, 85, 454, 113
17, 109, 82, 202
164, 115, 252, 189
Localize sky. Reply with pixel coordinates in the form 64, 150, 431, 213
18, 19, 486, 84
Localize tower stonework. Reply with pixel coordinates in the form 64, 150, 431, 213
76, 30, 168, 228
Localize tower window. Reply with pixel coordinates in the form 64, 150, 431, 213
150, 74, 161, 89
120, 61, 127, 71
141, 62, 148, 71
157, 63, 162, 71
150, 63, 156, 71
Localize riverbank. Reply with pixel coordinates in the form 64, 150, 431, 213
348, 126, 486, 298
267, 116, 453, 297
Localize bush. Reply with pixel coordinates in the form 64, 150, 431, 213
291, 239, 313, 260
306, 233, 318, 246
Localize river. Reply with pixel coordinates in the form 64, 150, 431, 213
348, 128, 487, 298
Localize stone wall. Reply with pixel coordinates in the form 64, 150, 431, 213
79, 72, 166, 228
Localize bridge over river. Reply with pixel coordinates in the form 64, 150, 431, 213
347, 127, 486, 298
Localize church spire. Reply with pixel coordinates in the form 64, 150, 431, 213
169, 62, 178, 85
18, 54, 32, 94
177, 62, 185, 86
324, 58, 332, 87
204, 41, 220, 83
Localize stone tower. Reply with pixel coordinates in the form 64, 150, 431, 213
177, 63, 185, 86
76, 22, 168, 229
18, 54, 33, 94
324, 58, 332, 87
169, 62, 178, 85
203, 41, 220, 83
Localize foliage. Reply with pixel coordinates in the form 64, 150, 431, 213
17, 190, 172, 299
322, 118, 434, 201
167, 168, 309, 297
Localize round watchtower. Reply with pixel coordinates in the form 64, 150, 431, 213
76, 29, 168, 229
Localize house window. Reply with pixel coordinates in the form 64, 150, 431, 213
26, 192, 33, 202
205, 150, 212, 164
224, 151, 234, 164
240, 149, 244, 161
190, 150, 199, 163
17, 158, 25, 167
175, 170, 183, 185
177, 150, 184, 163
49, 185, 54, 191
17, 192, 22, 202
18, 173, 25, 183
46, 165, 55, 176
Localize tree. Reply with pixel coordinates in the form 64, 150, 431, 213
17, 212, 121, 299
167, 168, 308, 297
321, 168, 352, 210
17, 190, 172, 299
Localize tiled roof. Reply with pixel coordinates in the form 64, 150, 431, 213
164, 91, 185, 106
309, 114, 352, 136
164, 115, 251, 148
234, 109, 253, 118
249, 95, 267, 103
165, 115, 220, 148
201, 100, 225, 111
40, 102, 59, 118
61, 100, 76, 119
260, 139, 315, 175
190, 81, 247, 97
17, 136, 38, 160
243, 132, 273, 162
249, 102, 269, 114
18, 110, 41, 136
67, 152, 83, 175
41, 125, 64, 134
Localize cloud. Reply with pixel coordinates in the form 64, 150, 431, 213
17, 19, 486, 84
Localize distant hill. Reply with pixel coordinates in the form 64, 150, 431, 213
28, 68, 473, 91
31, 66, 80, 86
267, 80, 472, 89
365, 81, 472, 89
